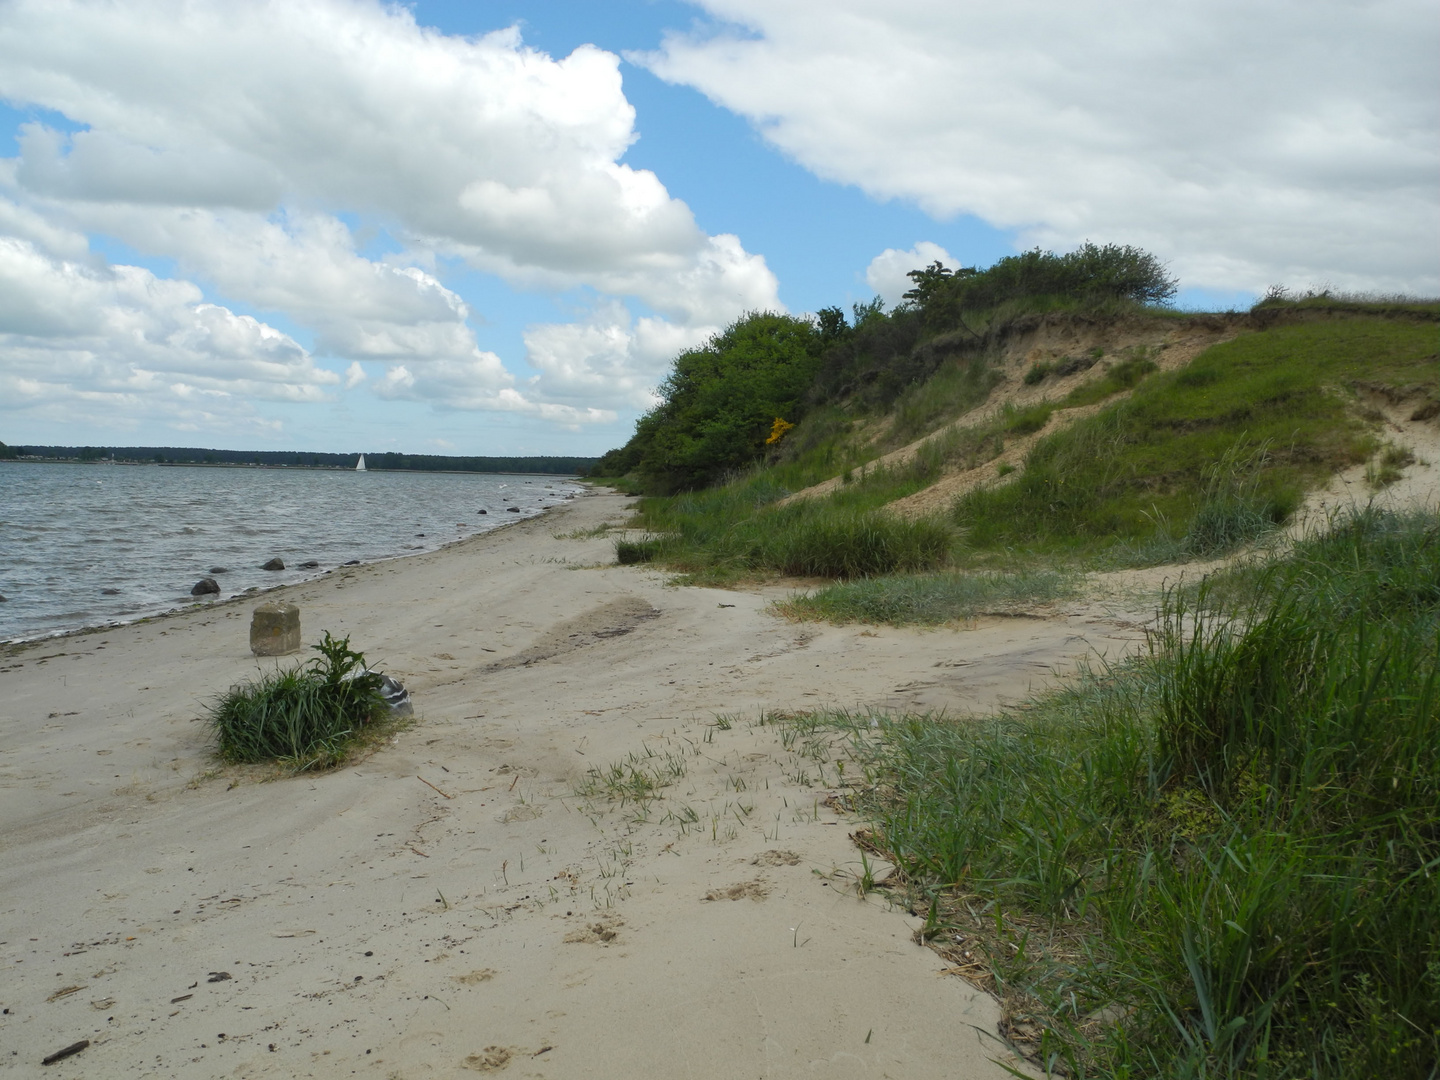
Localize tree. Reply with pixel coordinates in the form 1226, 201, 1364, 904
624, 311, 824, 491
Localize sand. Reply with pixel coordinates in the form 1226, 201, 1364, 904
0, 490, 1162, 1079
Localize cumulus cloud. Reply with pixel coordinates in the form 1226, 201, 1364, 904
0, 0, 782, 428
373, 353, 615, 428
865, 242, 957, 308
0, 236, 337, 435
518, 299, 719, 413
642, 0, 1440, 295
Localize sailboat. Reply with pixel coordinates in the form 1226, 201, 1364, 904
355, 454, 367, 472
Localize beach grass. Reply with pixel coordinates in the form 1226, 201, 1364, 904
954, 315, 1436, 555
776, 569, 1076, 625
812, 508, 1440, 1077
623, 494, 953, 581
209, 632, 393, 770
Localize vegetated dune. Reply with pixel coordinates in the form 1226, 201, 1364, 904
778, 312, 1243, 509
779, 306, 1438, 529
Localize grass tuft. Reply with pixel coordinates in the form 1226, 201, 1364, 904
209, 632, 393, 770
776, 569, 1076, 625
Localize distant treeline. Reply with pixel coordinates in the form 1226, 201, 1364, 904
1, 443, 596, 475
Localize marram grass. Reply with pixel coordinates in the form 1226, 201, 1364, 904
819, 509, 1439, 1078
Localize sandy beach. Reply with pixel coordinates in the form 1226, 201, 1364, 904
0, 489, 1159, 1079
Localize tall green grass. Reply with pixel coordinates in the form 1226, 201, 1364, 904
955, 316, 1436, 554
210, 632, 392, 769
620, 494, 952, 580
828, 509, 1439, 1077
777, 569, 1076, 625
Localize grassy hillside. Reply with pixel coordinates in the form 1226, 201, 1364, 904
600, 296, 1435, 582
589, 253, 1440, 1077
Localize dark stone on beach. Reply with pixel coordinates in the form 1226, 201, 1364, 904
261, 557, 285, 571
298, 560, 319, 569
343, 559, 360, 566
191, 577, 220, 596
506, 506, 520, 512
101, 588, 121, 596
209, 566, 228, 574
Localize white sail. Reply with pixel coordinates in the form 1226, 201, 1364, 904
355, 454, 367, 472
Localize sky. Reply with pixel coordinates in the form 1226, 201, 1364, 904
0, 1, 1435, 457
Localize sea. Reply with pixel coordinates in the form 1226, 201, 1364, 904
0, 462, 586, 642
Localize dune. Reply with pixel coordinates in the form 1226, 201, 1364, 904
0, 489, 1158, 1078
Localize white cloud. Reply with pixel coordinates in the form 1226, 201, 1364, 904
521, 301, 717, 412
0, 236, 336, 435
641, 0, 1440, 295
0, 0, 783, 430
865, 242, 957, 308
344, 361, 367, 390
373, 352, 616, 428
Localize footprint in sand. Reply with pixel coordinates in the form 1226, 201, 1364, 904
452, 968, 498, 985
703, 879, 769, 902
462, 1045, 514, 1071
564, 915, 622, 944
752, 850, 801, 866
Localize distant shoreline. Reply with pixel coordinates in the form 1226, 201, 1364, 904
0, 488, 590, 652
0, 458, 584, 477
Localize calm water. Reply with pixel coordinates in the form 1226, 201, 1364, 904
0, 462, 584, 642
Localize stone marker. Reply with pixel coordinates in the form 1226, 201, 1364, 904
250, 602, 301, 656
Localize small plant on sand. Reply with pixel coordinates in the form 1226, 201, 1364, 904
210, 632, 390, 769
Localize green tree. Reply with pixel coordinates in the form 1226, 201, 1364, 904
633, 311, 823, 491
905, 243, 1177, 333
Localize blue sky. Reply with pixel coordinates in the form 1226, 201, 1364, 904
0, 0, 1432, 456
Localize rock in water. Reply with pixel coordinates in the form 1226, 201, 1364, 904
506, 506, 520, 512
191, 577, 220, 596
261, 557, 285, 571
209, 566, 228, 574
297, 560, 320, 569
250, 602, 301, 656
477, 509, 487, 515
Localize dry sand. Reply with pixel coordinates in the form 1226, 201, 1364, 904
1, 490, 1163, 1079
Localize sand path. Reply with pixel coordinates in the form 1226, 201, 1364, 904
0, 491, 1157, 1079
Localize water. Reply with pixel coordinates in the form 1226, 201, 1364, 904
0, 462, 585, 642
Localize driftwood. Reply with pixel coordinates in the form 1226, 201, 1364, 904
42, 1040, 89, 1065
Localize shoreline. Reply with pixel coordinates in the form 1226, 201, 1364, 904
0, 481, 583, 650
0, 489, 1154, 1077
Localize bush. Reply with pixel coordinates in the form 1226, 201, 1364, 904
210, 632, 389, 768
759, 510, 952, 578
615, 539, 659, 564
616, 311, 824, 492
904, 242, 1178, 334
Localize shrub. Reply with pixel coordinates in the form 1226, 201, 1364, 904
210, 632, 389, 768
615, 539, 659, 564
904, 242, 1178, 334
